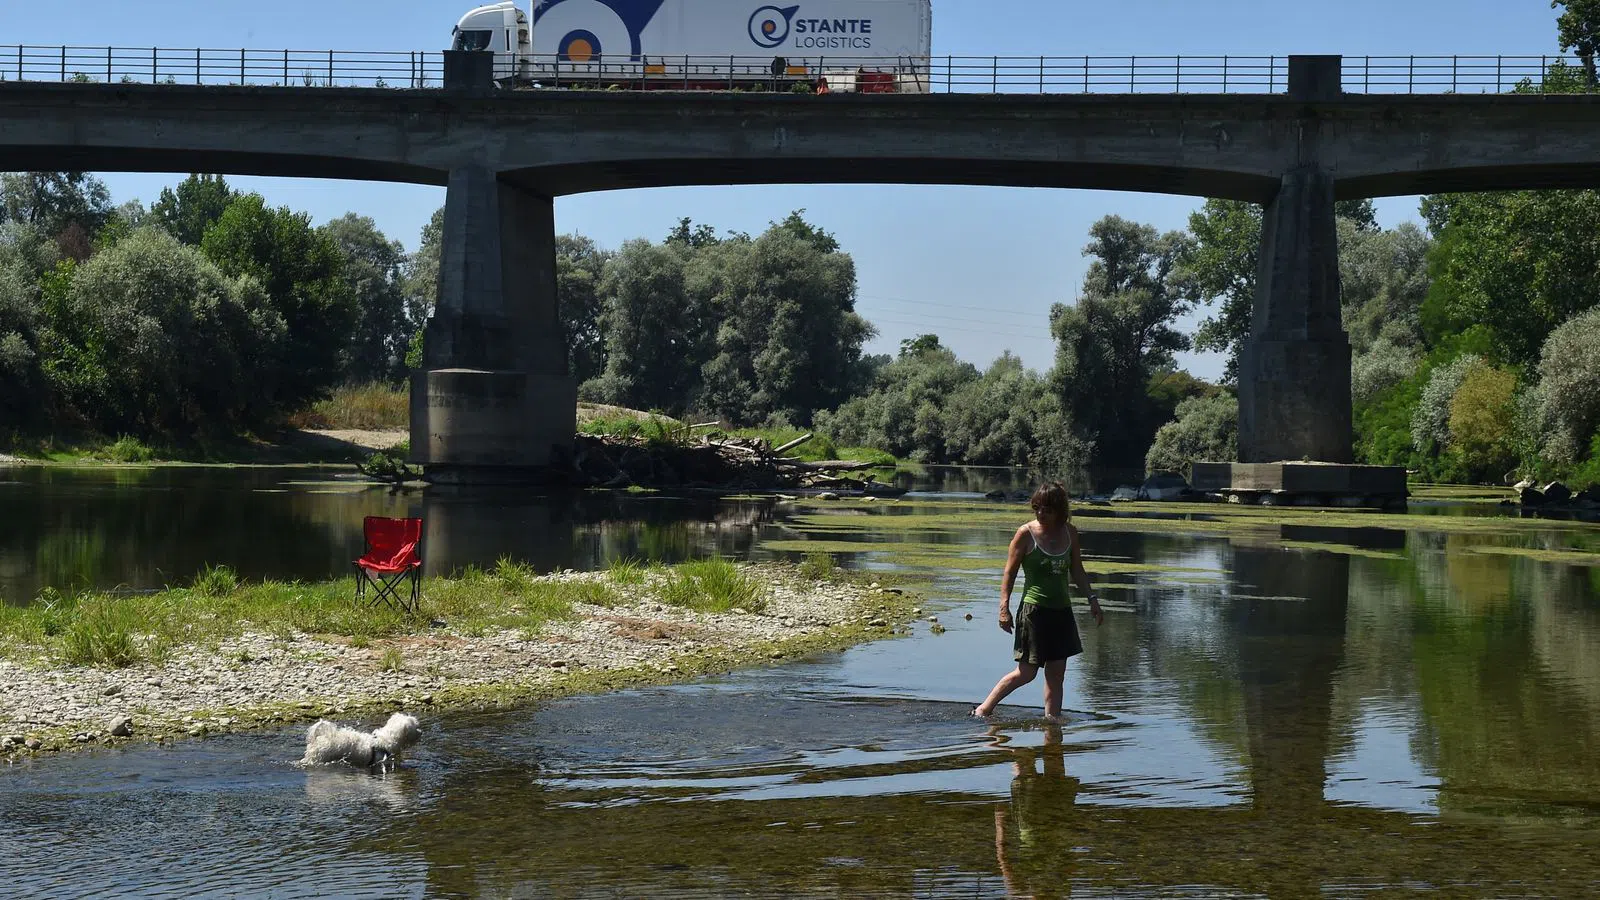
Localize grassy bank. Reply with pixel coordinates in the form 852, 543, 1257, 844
1, 558, 772, 669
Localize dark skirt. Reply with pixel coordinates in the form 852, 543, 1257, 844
1013, 602, 1084, 665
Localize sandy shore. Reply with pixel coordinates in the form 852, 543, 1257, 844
0, 566, 916, 756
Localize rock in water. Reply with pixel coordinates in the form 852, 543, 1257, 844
1521, 486, 1547, 507
1543, 482, 1573, 505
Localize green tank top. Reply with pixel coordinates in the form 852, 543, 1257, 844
1021, 529, 1074, 610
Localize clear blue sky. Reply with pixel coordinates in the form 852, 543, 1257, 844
0, 1, 1566, 381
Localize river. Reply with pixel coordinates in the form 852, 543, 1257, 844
3, 464, 1599, 896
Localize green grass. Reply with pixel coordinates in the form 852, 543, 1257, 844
657, 560, 766, 614
379, 646, 405, 672
287, 382, 410, 430
94, 436, 156, 463
191, 564, 240, 598
798, 551, 836, 580
580, 415, 689, 446
0, 559, 850, 668
723, 427, 897, 466
607, 557, 648, 585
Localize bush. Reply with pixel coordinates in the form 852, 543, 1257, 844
1145, 394, 1238, 475
658, 560, 764, 613
97, 435, 156, 463
1352, 339, 1420, 405
1411, 354, 1480, 452
1447, 362, 1519, 478
289, 383, 409, 430
191, 564, 239, 598
798, 551, 835, 580
1536, 306, 1600, 466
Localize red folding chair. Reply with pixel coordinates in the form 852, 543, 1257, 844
355, 516, 423, 613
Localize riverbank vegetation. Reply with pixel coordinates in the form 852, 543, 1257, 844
5, 7, 1600, 485
0, 557, 776, 669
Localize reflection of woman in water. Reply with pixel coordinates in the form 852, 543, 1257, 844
974, 483, 1102, 719
994, 721, 1080, 899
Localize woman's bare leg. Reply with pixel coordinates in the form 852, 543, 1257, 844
1042, 660, 1067, 719
975, 663, 1039, 716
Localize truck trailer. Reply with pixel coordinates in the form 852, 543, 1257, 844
451, 0, 933, 92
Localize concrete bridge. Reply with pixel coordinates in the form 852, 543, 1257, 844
4, 54, 1598, 481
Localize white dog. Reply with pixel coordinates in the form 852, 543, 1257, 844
299, 712, 421, 768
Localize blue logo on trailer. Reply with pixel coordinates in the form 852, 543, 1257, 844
748, 5, 800, 48
534, 0, 667, 60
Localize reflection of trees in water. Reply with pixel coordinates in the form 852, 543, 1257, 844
1, 467, 782, 601
1408, 543, 1600, 816
423, 490, 776, 577
0, 467, 413, 601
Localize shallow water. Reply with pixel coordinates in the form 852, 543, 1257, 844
4, 465, 1600, 896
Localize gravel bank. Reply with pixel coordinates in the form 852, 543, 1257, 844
0, 565, 916, 756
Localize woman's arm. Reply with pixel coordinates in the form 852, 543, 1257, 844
1068, 524, 1103, 626
998, 525, 1030, 634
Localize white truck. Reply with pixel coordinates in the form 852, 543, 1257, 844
451, 0, 932, 92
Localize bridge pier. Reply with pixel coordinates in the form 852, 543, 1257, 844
409, 166, 576, 484
1237, 166, 1352, 463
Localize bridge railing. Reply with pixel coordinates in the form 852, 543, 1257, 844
0, 45, 442, 88
1342, 55, 1587, 94
0, 46, 1587, 95
521, 54, 1291, 93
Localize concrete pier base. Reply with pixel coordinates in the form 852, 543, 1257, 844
409, 167, 576, 482
1191, 462, 1408, 509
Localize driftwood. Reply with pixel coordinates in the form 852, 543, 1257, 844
564, 430, 898, 493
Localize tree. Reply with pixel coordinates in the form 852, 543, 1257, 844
557, 234, 613, 385
1554, 1, 1600, 84
1340, 220, 1431, 353
585, 238, 704, 414
814, 338, 979, 461
665, 217, 720, 248
403, 207, 444, 327
51, 227, 285, 434
1411, 354, 1480, 452
201, 194, 356, 414
941, 353, 1078, 469
693, 213, 870, 425
1049, 216, 1192, 468
150, 174, 236, 246
1421, 190, 1600, 367
0, 172, 113, 240
1447, 362, 1519, 478
0, 249, 47, 425
322, 213, 410, 384
1535, 305, 1600, 465
1145, 394, 1239, 475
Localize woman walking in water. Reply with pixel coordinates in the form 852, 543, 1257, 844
973, 482, 1103, 719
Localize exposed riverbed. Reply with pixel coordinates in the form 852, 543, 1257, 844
3, 465, 1600, 896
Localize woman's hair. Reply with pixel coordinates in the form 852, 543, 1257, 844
1030, 482, 1070, 519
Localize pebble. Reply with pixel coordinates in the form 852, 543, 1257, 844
0, 564, 899, 749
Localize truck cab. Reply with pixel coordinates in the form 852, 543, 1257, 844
451, 1, 531, 80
